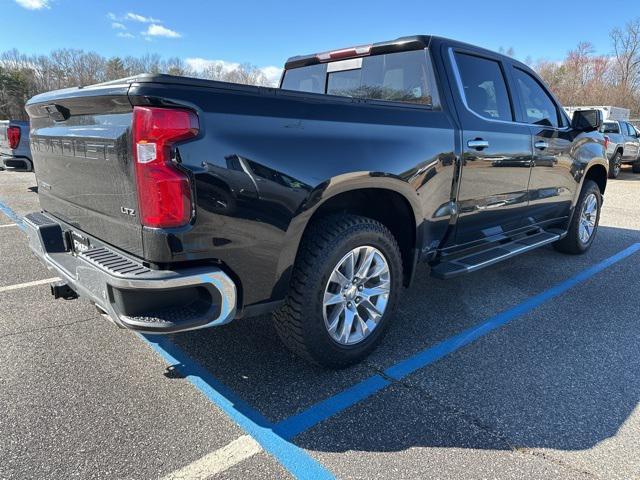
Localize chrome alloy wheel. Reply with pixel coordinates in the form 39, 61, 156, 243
579, 193, 598, 244
322, 246, 391, 346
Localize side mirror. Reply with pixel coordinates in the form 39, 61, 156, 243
571, 109, 603, 132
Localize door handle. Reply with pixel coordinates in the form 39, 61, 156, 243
534, 140, 549, 150
477, 201, 507, 210
467, 139, 489, 150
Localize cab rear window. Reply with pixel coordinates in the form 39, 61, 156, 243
281, 49, 437, 107
601, 122, 619, 134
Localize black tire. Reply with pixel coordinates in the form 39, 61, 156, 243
633, 160, 640, 174
273, 214, 403, 368
553, 180, 601, 255
608, 151, 622, 179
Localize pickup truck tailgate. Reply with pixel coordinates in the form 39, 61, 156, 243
25, 85, 143, 257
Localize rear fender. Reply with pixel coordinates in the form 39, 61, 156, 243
273, 172, 423, 297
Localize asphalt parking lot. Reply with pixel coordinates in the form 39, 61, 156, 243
0, 169, 639, 480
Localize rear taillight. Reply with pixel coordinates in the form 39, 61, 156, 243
132, 106, 199, 228
7, 126, 20, 150
604, 135, 609, 150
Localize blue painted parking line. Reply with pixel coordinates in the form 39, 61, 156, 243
0, 197, 25, 231
141, 335, 335, 480
275, 374, 391, 439
273, 242, 640, 438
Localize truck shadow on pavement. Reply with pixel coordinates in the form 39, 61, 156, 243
163, 225, 640, 455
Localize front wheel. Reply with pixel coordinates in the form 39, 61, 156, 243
633, 160, 640, 174
553, 180, 601, 254
273, 214, 402, 368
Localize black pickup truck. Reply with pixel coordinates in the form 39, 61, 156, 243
24, 35, 607, 367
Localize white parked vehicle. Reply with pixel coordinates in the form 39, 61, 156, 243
564, 106, 630, 122
600, 120, 640, 177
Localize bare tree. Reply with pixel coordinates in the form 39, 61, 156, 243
165, 57, 192, 77
611, 17, 640, 90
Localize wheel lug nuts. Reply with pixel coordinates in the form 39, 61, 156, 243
358, 285, 363, 291
347, 302, 352, 308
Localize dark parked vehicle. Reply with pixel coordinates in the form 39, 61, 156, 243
0, 120, 33, 171
600, 119, 640, 176
23, 36, 607, 367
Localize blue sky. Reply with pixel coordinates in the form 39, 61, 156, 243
2, 0, 637, 81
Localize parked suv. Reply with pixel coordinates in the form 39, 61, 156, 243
23, 36, 607, 367
600, 120, 640, 177
0, 120, 33, 172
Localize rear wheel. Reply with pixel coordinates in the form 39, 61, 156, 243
553, 180, 601, 255
273, 214, 402, 368
609, 152, 622, 179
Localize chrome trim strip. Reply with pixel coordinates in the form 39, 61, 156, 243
451, 232, 562, 273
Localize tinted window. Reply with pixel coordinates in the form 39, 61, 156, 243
513, 68, 559, 127
283, 50, 435, 106
601, 121, 620, 134
359, 50, 434, 104
623, 122, 635, 135
327, 68, 361, 97
454, 53, 512, 121
281, 63, 326, 94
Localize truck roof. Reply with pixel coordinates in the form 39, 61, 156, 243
283, 35, 516, 70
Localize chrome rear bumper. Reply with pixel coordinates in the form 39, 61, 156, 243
24, 212, 237, 333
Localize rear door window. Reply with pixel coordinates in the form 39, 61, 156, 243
454, 52, 513, 121
282, 49, 436, 106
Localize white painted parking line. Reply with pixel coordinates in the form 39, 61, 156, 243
0, 277, 60, 293
161, 435, 262, 480
0, 224, 18, 228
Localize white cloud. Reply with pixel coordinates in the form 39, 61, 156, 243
111, 22, 126, 30
143, 24, 181, 39
107, 12, 117, 20
117, 32, 135, 39
186, 58, 239, 73
186, 58, 282, 86
261, 66, 283, 85
15, 0, 50, 10
126, 12, 161, 23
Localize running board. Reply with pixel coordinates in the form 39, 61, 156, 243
430, 230, 564, 279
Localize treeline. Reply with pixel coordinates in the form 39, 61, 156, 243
1, 18, 639, 120
532, 18, 640, 116
0, 51, 273, 120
